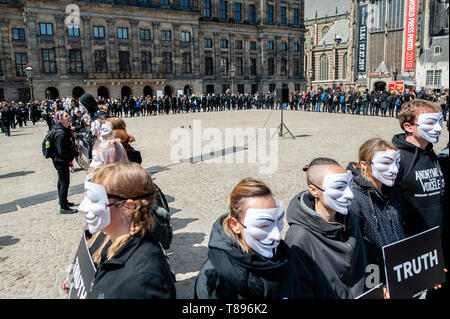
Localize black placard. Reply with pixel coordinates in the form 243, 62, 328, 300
382, 226, 446, 299
355, 283, 384, 299
68, 233, 97, 299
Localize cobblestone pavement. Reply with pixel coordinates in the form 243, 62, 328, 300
0, 110, 448, 299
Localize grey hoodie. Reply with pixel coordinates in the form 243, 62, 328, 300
284, 191, 368, 299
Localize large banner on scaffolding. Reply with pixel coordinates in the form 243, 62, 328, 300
404, 0, 418, 71
357, 4, 369, 74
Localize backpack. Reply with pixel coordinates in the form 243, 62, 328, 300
340, 95, 345, 104
333, 95, 338, 103
321, 93, 326, 102
42, 129, 58, 159
151, 184, 173, 250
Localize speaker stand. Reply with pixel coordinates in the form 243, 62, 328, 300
277, 106, 295, 139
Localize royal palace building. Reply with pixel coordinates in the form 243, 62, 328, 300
0, 0, 307, 102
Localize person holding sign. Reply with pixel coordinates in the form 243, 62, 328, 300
347, 138, 406, 282
392, 100, 446, 299
392, 100, 445, 239
284, 158, 368, 299
79, 163, 176, 299
194, 178, 301, 299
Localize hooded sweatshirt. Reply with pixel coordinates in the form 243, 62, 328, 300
392, 133, 445, 237
194, 214, 301, 299
284, 191, 367, 299
347, 165, 406, 276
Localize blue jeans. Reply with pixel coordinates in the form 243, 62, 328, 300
316, 101, 322, 112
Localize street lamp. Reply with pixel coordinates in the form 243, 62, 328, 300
230, 66, 236, 94
25, 66, 34, 102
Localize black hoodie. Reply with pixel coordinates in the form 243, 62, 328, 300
347, 165, 406, 277
194, 214, 301, 299
392, 133, 445, 237
284, 191, 367, 299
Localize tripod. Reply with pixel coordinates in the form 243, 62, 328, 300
277, 104, 295, 139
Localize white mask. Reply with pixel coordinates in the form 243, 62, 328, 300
89, 149, 105, 168
78, 175, 111, 234
370, 150, 400, 187
100, 123, 112, 138
417, 112, 443, 143
321, 171, 354, 215
242, 204, 284, 259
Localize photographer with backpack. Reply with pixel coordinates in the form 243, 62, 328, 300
47, 111, 78, 214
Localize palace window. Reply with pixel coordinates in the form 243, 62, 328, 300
94, 26, 105, 39
94, 50, 107, 73
15, 53, 27, 76
42, 49, 56, 73
40, 23, 53, 36
12, 28, 25, 40
69, 49, 83, 73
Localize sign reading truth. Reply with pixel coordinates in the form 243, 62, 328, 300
382, 227, 446, 299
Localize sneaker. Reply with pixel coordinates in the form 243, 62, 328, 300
60, 208, 78, 214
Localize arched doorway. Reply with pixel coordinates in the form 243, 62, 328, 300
184, 85, 192, 96
98, 86, 110, 99
46, 87, 59, 100
164, 85, 172, 97
72, 86, 85, 99
143, 85, 153, 98
121, 86, 132, 99
374, 81, 386, 92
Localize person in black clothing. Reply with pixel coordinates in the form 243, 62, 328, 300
380, 91, 389, 117
52, 111, 79, 214
386, 92, 396, 117
1, 104, 12, 136
392, 99, 445, 237
78, 163, 176, 299
284, 157, 368, 299
122, 97, 129, 117
401, 88, 414, 106
392, 99, 447, 299
437, 120, 449, 298
195, 178, 301, 299
347, 138, 406, 282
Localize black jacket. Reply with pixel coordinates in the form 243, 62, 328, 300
438, 144, 449, 267
87, 232, 176, 299
52, 123, 78, 164
195, 214, 301, 299
284, 191, 367, 299
392, 134, 445, 237
347, 165, 406, 274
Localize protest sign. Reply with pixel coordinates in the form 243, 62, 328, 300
383, 226, 446, 299
68, 233, 97, 299
355, 283, 384, 299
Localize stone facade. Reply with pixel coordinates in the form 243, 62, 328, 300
0, 0, 306, 102
303, 0, 355, 91
304, 12, 353, 90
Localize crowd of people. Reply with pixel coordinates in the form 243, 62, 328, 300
1, 88, 448, 299
46, 93, 447, 300
1, 86, 449, 138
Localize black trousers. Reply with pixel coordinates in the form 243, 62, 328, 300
53, 160, 70, 208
